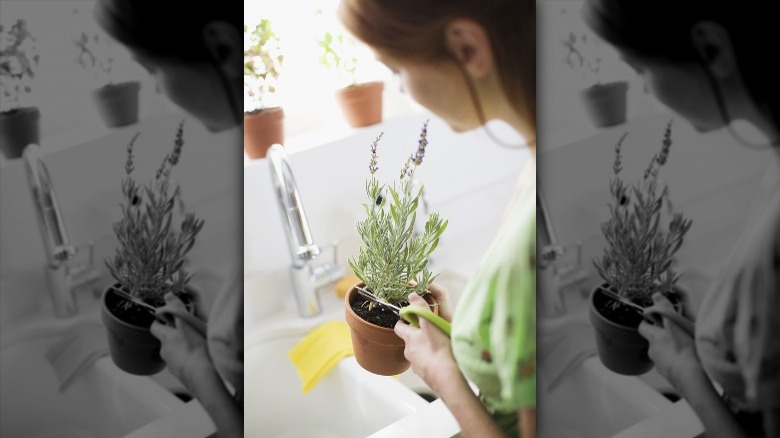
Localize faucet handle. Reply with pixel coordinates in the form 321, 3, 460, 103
296, 244, 320, 261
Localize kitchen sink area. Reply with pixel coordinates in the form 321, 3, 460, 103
0, 311, 183, 438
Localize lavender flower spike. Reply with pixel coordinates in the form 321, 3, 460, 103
412, 120, 430, 166
369, 132, 383, 175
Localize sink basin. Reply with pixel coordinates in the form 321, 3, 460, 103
538, 357, 672, 438
0, 319, 184, 438
245, 330, 429, 438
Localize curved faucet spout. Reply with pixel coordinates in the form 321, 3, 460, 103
267, 144, 343, 317
24, 145, 75, 267
268, 144, 320, 264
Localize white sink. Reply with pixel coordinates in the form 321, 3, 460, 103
0, 317, 184, 438
245, 329, 429, 438
538, 356, 672, 438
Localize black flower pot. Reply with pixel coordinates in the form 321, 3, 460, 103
589, 283, 683, 375
100, 283, 194, 375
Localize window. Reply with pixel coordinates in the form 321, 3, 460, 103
244, 0, 423, 152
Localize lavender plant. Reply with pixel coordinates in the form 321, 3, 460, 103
593, 121, 692, 307
105, 121, 205, 307
244, 20, 283, 113
349, 121, 448, 307
0, 19, 39, 113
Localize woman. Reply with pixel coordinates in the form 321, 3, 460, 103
93, 2, 244, 437
339, 1, 536, 437
583, 1, 779, 437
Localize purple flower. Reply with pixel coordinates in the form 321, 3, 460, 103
369, 132, 383, 175
412, 120, 429, 166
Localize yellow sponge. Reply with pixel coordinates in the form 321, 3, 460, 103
335, 273, 361, 298
288, 321, 354, 393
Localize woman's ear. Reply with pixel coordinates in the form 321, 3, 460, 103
690, 21, 736, 79
202, 21, 243, 80
444, 19, 494, 79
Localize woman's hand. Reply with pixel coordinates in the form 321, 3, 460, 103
150, 293, 214, 388
425, 283, 454, 322
638, 292, 703, 391
395, 293, 459, 393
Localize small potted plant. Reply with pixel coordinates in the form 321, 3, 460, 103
244, 20, 284, 159
74, 29, 140, 128
562, 30, 628, 128
590, 121, 692, 375
346, 121, 448, 376
0, 19, 40, 159
102, 121, 205, 375
317, 30, 383, 128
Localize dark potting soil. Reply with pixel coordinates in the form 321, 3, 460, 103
593, 288, 646, 328
106, 287, 196, 328
106, 289, 157, 328
352, 294, 400, 329
594, 287, 684, 328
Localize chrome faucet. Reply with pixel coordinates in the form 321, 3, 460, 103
267, 144, 344, 317
23, 144, 102, 318
537, 190, 589, 317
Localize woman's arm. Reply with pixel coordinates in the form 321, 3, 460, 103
519, 409, 535, 438
638, 293, 749, 438
395, 293, 528, 437
430, 361, 512, 437
151, 293, 243, 438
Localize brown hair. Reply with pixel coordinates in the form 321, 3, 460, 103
339, 0, 535, 130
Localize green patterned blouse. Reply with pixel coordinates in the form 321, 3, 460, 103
451, 176, 536, 436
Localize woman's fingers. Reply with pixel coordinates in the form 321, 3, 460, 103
408, 292, 428, 308
427, 283, 449, 300
638, 319, 661, 340
394, 319, 415, 340
150, 319, 173, 340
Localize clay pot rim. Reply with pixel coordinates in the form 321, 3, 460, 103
244, 106, 284, 118
340, 80, 384, 91
96, 81, 140, 92
101, 283, 195, 332
589, 282, 684, 332
584, 81, 628, 91
0, 106, 40, 117
345, 282, 438, 332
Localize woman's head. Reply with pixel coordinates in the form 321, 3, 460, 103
338, 0, 535, 140
582, 0, 778, 139
94, 1, 243, 132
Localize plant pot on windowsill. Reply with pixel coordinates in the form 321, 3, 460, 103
92, 81, 141, 128
0, 107, 40, 159
588, 283, 684, 375
344, 282, 438, 376
580, 81, 628, 128
244, 106, 284, 159
335, 81, 384, 128
100, 283, 196, 376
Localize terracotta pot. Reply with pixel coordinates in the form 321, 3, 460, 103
101, 284, 195, 375
335, 81, 384, 128
580, 81, 628, 128
0, 107, 40, 159
244, 106, 284, 159
92, 81, 140, 128
589, 283, 683, 375
344, 282, 438, 376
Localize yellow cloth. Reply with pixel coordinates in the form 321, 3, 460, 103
336, 273, 361, 298
288, 321, 354, 393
